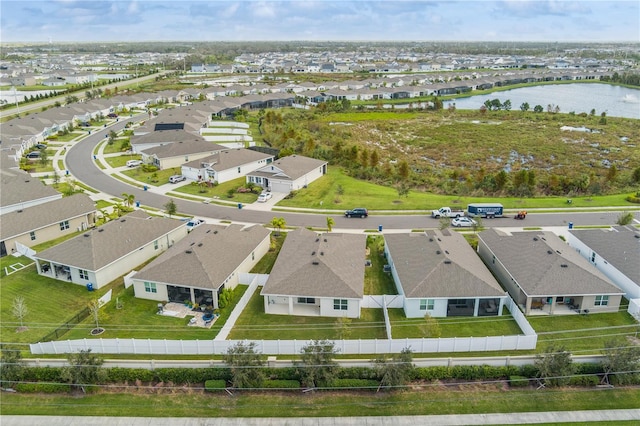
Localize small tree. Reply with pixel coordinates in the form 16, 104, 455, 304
297, 339, 340, 388
270, 217, 286, 237
223, 341, 265, 388
420, 313, 441, 338
616, 212, 634, 226
61, 349, 105, 392
438, 217, 450, 231
471, 216, 483, 234
12, 296, 28, 331
88, 299, 103, 335
601, 340, 640, 385
375, 347, 415, 389
335, 317, 352, 339
326, 216, 335, 232
164, 199, 177, 217
121, 192, 135, 208
534, 345, 575, 388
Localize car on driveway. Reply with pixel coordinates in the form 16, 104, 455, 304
34, 144, 47, 150
107, 113, 118, 118
26, 151, 41, 159
169, 175, 186, 184
186, 218, 205, 232
345, 208, 368, 218
451, 217, 478, 227
126, 160, 143, 167
257, 192, 272, 203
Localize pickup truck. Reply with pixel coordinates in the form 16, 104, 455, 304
431, 207, 465, 219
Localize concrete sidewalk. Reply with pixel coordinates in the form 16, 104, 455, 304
4, 409, 640, 425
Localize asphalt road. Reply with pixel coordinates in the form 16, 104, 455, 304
66, 117, 639, 230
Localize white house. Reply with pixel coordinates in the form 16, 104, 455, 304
246, 155, 327, 194
181, 148, 274, 184
261, 228, 366, 318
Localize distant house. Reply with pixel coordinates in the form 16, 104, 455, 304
181, 149, 274, 184
566, 226, 640, 300
1, 193, 95, 258
246, 155, 327, 194
137, 130, 226, 170
384, 230, 507, 318
478, 229, 624, 315
34, 211, 187, 289
261, 228, 366, 318
131, 224, 271, 309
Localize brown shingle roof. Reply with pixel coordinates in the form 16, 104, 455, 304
261, 228, 366, 299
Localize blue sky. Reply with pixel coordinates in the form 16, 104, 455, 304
1, 1, 638, 43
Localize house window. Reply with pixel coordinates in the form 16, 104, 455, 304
255, 177, 262, 184
60, 220, 70, 231
420, 299, 435, 310
492, 255, 495, 264
252, 251, 255, 261
154, 240, 159, 250
30, 231, 36, 241
237, 167, 241, 173
591, 252, 596, 263
79, 269, 89, 280
595, 295, 609, 306
297, 297, 315, 304
334, 299, 348, 310
144, 282, 157, 293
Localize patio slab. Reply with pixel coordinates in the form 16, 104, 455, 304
159, 302, 217, 329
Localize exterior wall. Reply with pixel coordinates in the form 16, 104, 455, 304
477, 241, 526, 305
580, 294, 623, 314
158, 152, 213, 170
3, 214, 92, 255
319, 297, 361, 318
132, 279, 170, 302
404, 298, 448, 318
181, 165, 202, 181
566, 233, 640, 299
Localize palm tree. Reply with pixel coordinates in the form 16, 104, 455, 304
270, 217, 286, 237
326, 216, 335, 232
121, 192, 135, 208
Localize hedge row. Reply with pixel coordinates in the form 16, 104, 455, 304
14, 382, 71, 393
328, 379, 380, 389
204, 380, 226, 391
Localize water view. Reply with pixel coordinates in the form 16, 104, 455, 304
443, 83, 640, 119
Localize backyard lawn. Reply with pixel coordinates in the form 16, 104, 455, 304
229, 287, 387, 340
364, 235, 397, 295
388, 307, 524, 339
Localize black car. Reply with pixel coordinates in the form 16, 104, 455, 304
345, 208, 368, 218
26, 151, 41, 159
34, 144, 47, 149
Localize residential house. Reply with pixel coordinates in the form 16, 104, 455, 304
34, 210, 187, 289
246, 154, 328, 194
181, 148, 274, 184
131, 224, 271, 309
384, 230, 507, 318
566, 226, 640, 299
1, 193, 95, 258
0, 168, 62, 215
138, 130, 226, 170
261, 228, 366, 318
478, 229, 624, 315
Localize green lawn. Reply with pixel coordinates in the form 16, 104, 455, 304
388, 308, 524, 338
229, 288, 387, 340
120, 167, 182, 187
529, 310, 640, 354
174, 176, 259, 204
2, 387, 640, 418
46, 131, 84, 142
0, 264, 104, 344
250, 232, 286, 274
364, 235, 397, 295
276, 167, 637, 211
62, 284, 248, 341
104, 153, 142, 168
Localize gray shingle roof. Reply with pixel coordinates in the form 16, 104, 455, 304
1, 193, 95, 239
183, 148, 273, 171
34, 212, 185, 271
1, 168, 61, 209
261, 228, 366, 299
569, 226, 640, 285
250, 155, 327, 181
133, 224, 270, 290
478, 229, 623, 297
384, 230, 504, 298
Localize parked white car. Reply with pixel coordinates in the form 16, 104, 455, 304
169, 175, 186, 184
257, 192, 272, 203
126, 160, 143, 167
451, 217, 478, 227
186, 218, 205, 232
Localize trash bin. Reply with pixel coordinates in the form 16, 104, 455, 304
86, 283, 94, 292
93, 155, 96, 160
143, 185, 147, 191
568, 222, 573, 229
238, 203, 243, 209
378, 225, 383, 232
65, 170, 69, 175
135, 201, 140, 207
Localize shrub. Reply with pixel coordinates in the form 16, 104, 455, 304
509, 375, 530, 387
105, 367, 154, 383
568, 375, 600, 387
204, 380, 227, 391
326, 379, 379, 389
14, 382, 71, 393
261, 380, 300, 389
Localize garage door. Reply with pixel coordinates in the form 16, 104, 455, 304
271, 181, 291, 193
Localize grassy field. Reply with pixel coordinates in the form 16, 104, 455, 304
276, 167, 637, 211
120, 166, 180, 187
2, 387, 640, 418
104, 153, 142, 168
174, 176, 260, 204
228, 288, 387, 340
